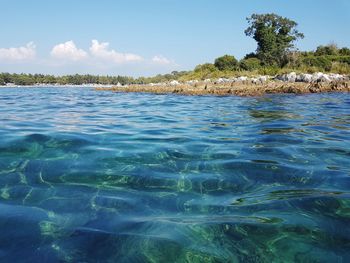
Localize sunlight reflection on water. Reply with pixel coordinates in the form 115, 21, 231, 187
0, 88, 349, 262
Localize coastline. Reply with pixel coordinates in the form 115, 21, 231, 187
2, 73, 349, 97
0, 84, 113, 88
96, 80, 350, 97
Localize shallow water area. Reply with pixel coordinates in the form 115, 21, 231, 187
0, 87, 350, 262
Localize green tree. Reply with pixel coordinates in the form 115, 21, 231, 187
2, 73, 12, 83
243, 52, 258, 59
14, 74, 35, 85
214, 55, 238, 71
245, 13, 304, 66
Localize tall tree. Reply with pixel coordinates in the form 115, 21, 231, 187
245, 13, 304, 66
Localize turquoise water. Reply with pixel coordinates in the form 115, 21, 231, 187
0, 87, 349, 262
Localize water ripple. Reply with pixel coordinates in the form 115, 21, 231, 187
0, 88, 349, 262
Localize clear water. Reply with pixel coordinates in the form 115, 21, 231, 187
0, 87, 349, 262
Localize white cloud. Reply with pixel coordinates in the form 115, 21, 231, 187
0, 40, 177, 75
89, 40, 143, 63
0, 42, 36, 61
51, 41, 88, 61
152, 55, 172, 65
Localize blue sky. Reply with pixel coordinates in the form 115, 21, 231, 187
0, 0, 349, 76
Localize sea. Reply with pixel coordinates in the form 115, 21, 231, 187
0, 87, 349, 262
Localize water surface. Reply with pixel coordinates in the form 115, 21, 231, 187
0, 87, 349, 262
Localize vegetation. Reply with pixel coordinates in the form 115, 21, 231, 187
0, 73, 135, 86
1, 13, 349, 87
239, 58, 261, 71
214, 55, 238, 71
245, 13, 304, 67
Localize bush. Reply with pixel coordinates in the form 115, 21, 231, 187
214, 55, 238, 71
315, 44, 338, 56
339, 47, 350, 56
302, 56, 332, 71
331, 56, 350, 65
194, 63, 217, 73
314, 45, 350, 57
180, 63, 220, 80
240, 58, 261, 71
258, 66, 280, 76
331, 62, 350, 74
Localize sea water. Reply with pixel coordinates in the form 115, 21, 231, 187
0, 87, 349, 262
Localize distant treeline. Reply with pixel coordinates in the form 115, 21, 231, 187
0, 72, 194, 86
0, 73, 136, 86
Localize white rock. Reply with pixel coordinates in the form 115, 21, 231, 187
237, 76, 248, 82
276, 72, 297, 82
258, 76, 268, 83
251, 78, 258, 84
216, 78, 230, 83
169, 80, 180, 86
186, 80, 199, 85
329, 73, 344, 81
287, 72, 297, 82
296, 73, 313, 83
312, 72, 324, 82
320, 74, 331, 82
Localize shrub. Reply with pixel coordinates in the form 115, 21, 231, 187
332, 56, 350, 65
331, 62, 350, 74
339, 47, 350, 56
315, 44, 338, 56
240, 58, 261, 71
302, 56, 332, 71
194, 63, 217, 73
214, 55, 238, 71
258, 66, 280, 76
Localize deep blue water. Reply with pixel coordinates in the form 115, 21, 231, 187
0, 87, 350, 262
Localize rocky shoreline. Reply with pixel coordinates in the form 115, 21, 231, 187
96, 72, 350, 96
